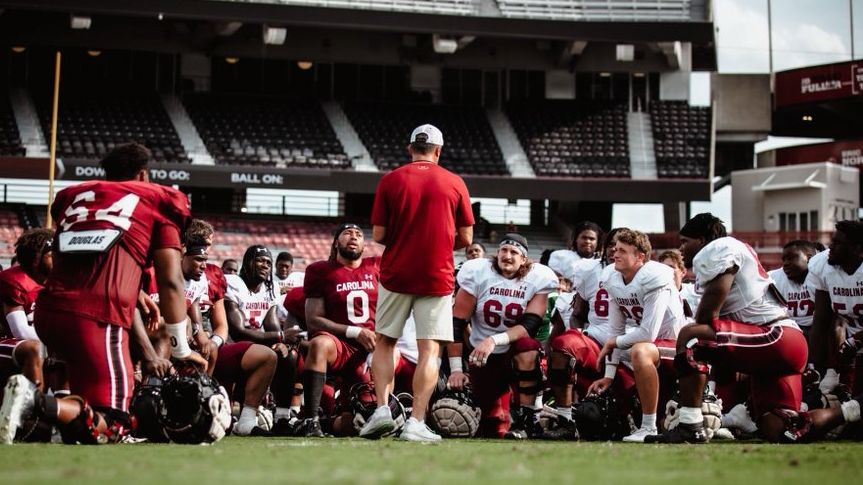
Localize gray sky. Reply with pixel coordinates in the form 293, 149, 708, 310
613, 0, 861, 233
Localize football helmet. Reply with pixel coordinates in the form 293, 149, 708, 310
427, 389, 481, 438
349, 382, 405, 436
160, 370, 231, 444
573, 392, 633, 441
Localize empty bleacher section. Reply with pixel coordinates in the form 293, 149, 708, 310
184, 94, 348, 169
496, 0, 693, 20
344, 102, 506, 175
649, 101, 711, 179
36, 93, 189, 163
507, 101, 630, 178
0, 95, 25, 156
206, 217, 383, 268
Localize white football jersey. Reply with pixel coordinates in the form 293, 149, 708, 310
553, 292, 575, 329
569, 259, 617, 344
806, 250, 863, 335
457, 258, 558, 354
693, 237, 789, 326
769, 268, 815, 328
275, 271, 305, 293
149, 274, 206, 308
603, 261, 685, 351
548, 249, 582, 277
680, 282, 700, 320
225, 274, 278, 330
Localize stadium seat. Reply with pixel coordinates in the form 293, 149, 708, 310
649, 101, 711, 179
36, 92, 189, 163
0, 208, 24, 261
0, 96, 25, 157
507, 100, 630, 178
344, 102, 507, 175
183, 94, 348, 169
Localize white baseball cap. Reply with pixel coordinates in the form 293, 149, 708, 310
410, 124, 444, 146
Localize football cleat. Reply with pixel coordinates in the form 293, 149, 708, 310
622, 426, 658, 443
398, 417, 442, 442
359, 406, 396, 439
504, 407, 541, 440
297, 418, 326, 438
540, 417, 579, 441
644, 421, 708, 443
0, 375, 38, 445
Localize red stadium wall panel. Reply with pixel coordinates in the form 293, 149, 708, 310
774, 140, 863, 169
775, 60, 863, 107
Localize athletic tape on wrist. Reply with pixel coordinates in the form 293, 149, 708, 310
166, 321, 192, 358
449, 357, 463, 373
345, 326, 362, 339
491, 332, 510, 346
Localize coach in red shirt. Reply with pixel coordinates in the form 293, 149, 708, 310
361, 124, 474, 442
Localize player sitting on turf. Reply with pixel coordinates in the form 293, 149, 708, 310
295, 223, 380, 437
648, 213, 862, 443
225, 245, 303, 430
588, 229, 687, 442
447, 234, 558, 439
0, 229, 59, 395
808, 223, 863, 396
544, 227, 622, 440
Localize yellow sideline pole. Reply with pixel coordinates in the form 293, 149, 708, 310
46, 51, 61, 228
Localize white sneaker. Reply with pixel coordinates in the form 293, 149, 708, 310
622, 426, 658, 443
359, 405, 395, 439
398, 417, 442, 442
0, 375, 37, 445
722, 404, 758, 434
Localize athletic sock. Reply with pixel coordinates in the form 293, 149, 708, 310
302, 370, 327, 419
556, 406, 572, 422
679, 406, 704, 425
641, 413, 657, 430
235, 406, 258, 434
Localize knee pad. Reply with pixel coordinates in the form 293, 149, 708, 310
764, 408, 813, 443
673, 340, 710, 377
513, 366, 545, 395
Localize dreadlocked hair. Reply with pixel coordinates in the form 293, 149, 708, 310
571, 220, 604, 256
680, 213, 727, 243
239, 245, 275, 300
15, 228, 53, 269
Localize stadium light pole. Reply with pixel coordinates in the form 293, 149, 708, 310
46, 51, 61, 228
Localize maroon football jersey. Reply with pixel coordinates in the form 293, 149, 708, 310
282, 286, 306, 326
38, 180, 190, 329
303, 257, 380, 331
0, 266, 43, 338
200, 263, 228, 317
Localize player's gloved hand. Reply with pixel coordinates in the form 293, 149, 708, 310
839, 337, 862, 365
587, 377, 613, 395
356, 328, 376, 352
447, 370, 470, 391
819, 368, 840, 394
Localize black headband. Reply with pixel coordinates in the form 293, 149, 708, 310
333, 223, 362, 238
185, 245, 209, 256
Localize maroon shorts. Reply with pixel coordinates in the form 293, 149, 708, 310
312, 332, 369, 385
214, 341, 254, 389
468, 337, 542, 438
696, 320, 807, 417
34, 310, 133, 412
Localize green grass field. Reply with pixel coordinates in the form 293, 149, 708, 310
1, 437, 862, 484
